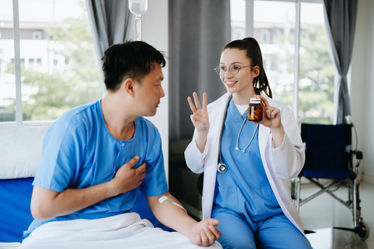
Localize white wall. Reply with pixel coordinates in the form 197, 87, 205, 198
141, 0, 169, 179
351, 0, 374, 183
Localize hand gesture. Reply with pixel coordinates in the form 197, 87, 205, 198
188, 219, 221, 247
187, 92, 209, 134
111, 156, 146, 196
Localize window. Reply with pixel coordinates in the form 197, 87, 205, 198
0, 0, 101, 122
31, 31, 42, 40
253, 1, 296, 112
0, 1, 15, 122
298, 2, 334, 124
230, 0, 246, 40
260, 30, 271, 44
230, 0, 335, 124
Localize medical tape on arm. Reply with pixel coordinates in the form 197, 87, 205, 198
158, 196, 187, 213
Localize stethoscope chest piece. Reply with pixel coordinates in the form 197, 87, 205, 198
217, 163, 227, 173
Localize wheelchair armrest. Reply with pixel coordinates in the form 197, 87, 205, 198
352, 150, 363, 160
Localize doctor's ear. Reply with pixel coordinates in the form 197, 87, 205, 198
252, 65, 260, 78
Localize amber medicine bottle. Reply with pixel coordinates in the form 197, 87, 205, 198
247, 98, 263, 121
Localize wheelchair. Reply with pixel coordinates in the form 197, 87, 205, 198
291, 123, 369, 240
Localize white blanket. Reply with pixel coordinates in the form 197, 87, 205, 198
0, 243, 21, 249
19, 213, 222, 249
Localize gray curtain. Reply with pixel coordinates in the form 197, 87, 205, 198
169, 0, 231, 140
323, 0, 358, 124
86, 0, 135, 65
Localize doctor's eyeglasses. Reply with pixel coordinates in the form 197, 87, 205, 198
213, 64, 255, 75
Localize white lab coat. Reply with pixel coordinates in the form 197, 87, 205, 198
184, 92, 306, 234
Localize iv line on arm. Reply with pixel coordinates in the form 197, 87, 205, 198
158, 195, 187, 213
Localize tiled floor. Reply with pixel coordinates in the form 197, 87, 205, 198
300, 180, 374, 249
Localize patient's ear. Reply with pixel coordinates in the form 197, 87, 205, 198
122, 78, 135, 96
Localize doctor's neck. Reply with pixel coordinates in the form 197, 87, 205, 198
232, 88, 256, 105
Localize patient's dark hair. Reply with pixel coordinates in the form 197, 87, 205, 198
224, 37, 272, 98
102, 41, 166, 91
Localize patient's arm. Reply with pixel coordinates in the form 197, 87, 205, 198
147, 193, 220, 247
31, 156, 146, 220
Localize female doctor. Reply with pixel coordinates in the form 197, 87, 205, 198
184, 37, 312, 249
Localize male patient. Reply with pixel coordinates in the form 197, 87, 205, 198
21, 41, 221, 248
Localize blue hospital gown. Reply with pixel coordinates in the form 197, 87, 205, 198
24, 100, 168, 236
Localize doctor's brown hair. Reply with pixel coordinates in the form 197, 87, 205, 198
223, 37, 272, 98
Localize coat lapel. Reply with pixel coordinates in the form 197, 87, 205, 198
258, 124, 270, 159
202, 93, 231, 219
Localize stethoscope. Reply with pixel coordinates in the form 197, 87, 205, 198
216, 95, 259, 173
217, 96, 231, 174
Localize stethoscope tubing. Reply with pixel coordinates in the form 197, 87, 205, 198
217, 96, 232, 173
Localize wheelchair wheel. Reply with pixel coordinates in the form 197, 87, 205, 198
356, 222, 370, 240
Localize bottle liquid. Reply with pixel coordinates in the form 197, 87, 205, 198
247, 98, 263, 121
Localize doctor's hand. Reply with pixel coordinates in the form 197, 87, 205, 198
255, 95, 282, 129
111, 156, 146, 196
187, 92, 209, 133
187, 92, 210, 153
256, 95, 285, 147
188, 218, 221, 247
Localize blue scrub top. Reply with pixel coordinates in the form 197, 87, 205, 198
214, 100, 282, 222
25, 100, 168, 236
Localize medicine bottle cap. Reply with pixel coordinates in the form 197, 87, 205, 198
250, 98, 261, 104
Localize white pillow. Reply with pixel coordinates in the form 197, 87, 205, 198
0, 122, 51, 179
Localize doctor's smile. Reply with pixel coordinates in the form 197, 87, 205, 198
224, 81, 238, 87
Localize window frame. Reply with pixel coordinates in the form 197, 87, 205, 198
13, 0, 23, 124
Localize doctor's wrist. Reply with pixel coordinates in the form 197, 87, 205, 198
271, 125, 285, 148
195, 133, 208, 154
